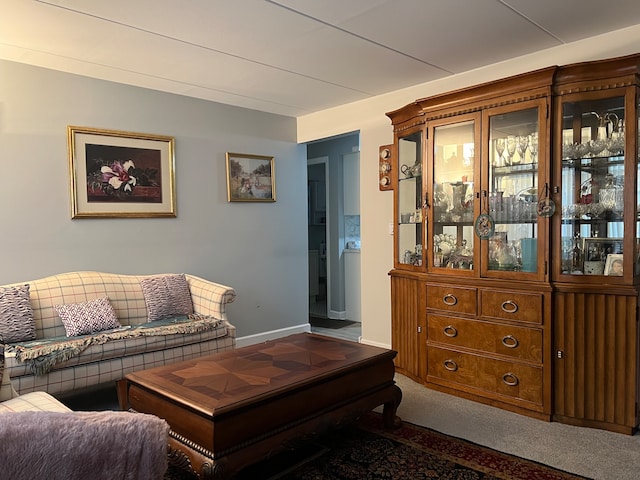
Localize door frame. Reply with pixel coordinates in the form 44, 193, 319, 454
308, 156, 330, 315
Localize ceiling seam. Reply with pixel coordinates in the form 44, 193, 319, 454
0, 41, 309, 112
266, 0, 453, 75
34, 0, 375, 96
498, 0, 564, 43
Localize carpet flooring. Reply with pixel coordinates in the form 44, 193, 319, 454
164, 412, 589, 480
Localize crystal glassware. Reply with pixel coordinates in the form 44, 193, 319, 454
494, 138, 505, 166
506, 136, 517, 165
516, 135, 529, 164
529, 133, 538, 163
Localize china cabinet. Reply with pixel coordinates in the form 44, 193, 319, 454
551, 55, 640, 434
387, 53, 640, 433
388, 68, 555, 420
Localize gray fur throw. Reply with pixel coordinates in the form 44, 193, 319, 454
0, 410, 169, 479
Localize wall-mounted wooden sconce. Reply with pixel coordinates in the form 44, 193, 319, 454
379, 144, 393, 191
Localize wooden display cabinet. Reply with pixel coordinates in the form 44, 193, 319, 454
551, 55, 640, 434
388, 53, 640, 433
388, 67, 555, 420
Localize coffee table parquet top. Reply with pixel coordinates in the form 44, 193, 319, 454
125, 333, 396, 415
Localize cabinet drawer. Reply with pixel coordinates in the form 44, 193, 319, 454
426, 284, 477, 315
480, 290, 542, 324
427, 346, 543, 405
428, 315, 542, 362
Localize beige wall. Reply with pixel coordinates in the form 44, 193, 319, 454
297, 24, 640, 348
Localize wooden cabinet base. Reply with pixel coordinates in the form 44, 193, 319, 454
426, 381, 552, 422
552, 414, 637, 436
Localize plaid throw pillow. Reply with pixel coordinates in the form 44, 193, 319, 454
140, 274, 194, 322
0, 284, 36, 343
55, 297, 121, 337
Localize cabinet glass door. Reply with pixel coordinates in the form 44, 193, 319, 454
431, 118, 477, 272
397, 130, 423, 267
558, 94, 627, 279
485, 106, 543, 276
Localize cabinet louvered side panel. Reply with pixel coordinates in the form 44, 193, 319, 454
554, 291, 639, 434
391, 274, 423, 381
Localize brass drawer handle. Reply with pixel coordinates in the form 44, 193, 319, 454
443, 294, 458, 306
443, 325, 458, 337
501, 300, 518, 314
501, 335, 519, 348
502, 373, 519, 386
443, 359, 458, 372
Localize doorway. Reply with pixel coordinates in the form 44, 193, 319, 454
308, 158, 329, 318
306, 132, 360, 325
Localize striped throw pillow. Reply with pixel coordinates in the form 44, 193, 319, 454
0, 284, 36, 343
140, 274, 194, 322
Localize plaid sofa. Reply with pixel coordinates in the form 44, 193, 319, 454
1, 271, 236, 397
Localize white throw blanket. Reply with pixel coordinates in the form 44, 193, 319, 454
0, 411, 169, 480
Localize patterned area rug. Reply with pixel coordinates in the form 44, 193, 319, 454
165, 412, 590, 480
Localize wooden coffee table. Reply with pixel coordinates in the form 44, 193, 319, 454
117, 333, 402, 479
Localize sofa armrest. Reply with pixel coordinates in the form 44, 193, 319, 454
185, 275, 236, 322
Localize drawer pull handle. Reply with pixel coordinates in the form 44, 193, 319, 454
443, 294, 458, 306
443, 359, 458, 372
502, 373, 519, 386
501, 300, 518, 314
443, 325, 458, 337
501, 335, 519, 348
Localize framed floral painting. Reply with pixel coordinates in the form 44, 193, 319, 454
225, 152, 276, 202
67, 126, 176, 218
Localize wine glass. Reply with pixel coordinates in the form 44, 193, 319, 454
506, 136, 517, 166
516, 135, 529, 165
528, 133, 538, 164
494, 138, 505, 166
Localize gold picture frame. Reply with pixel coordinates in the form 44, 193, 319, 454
67, 126, 176, 218
226, 152, 276, 202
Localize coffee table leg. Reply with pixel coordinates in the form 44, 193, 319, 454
168, 434, 223, 480
382, 384, 403, 428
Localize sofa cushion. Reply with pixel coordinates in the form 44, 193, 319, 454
5, 315, 228, 377
55, 297, 121, 337
0, 284, 36, 343
140, 274, 193, 321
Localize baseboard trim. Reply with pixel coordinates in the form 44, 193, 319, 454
236, 323, 311, 347
359, 338, 391, 350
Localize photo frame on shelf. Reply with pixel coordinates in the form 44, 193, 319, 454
67, 126, 176, 218
583, 237, 623, 261
226, 152, 276, 202
605, 253, 624, 276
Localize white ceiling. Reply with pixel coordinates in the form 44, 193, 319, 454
2, 0, 640, 117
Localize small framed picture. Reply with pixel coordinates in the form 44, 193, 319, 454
604, 254, 624, 276
225, 152, 275, 202
583, 237, 622, 261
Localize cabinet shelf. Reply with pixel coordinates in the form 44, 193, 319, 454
562, 155, 624, 165
492, 164, 538, 175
